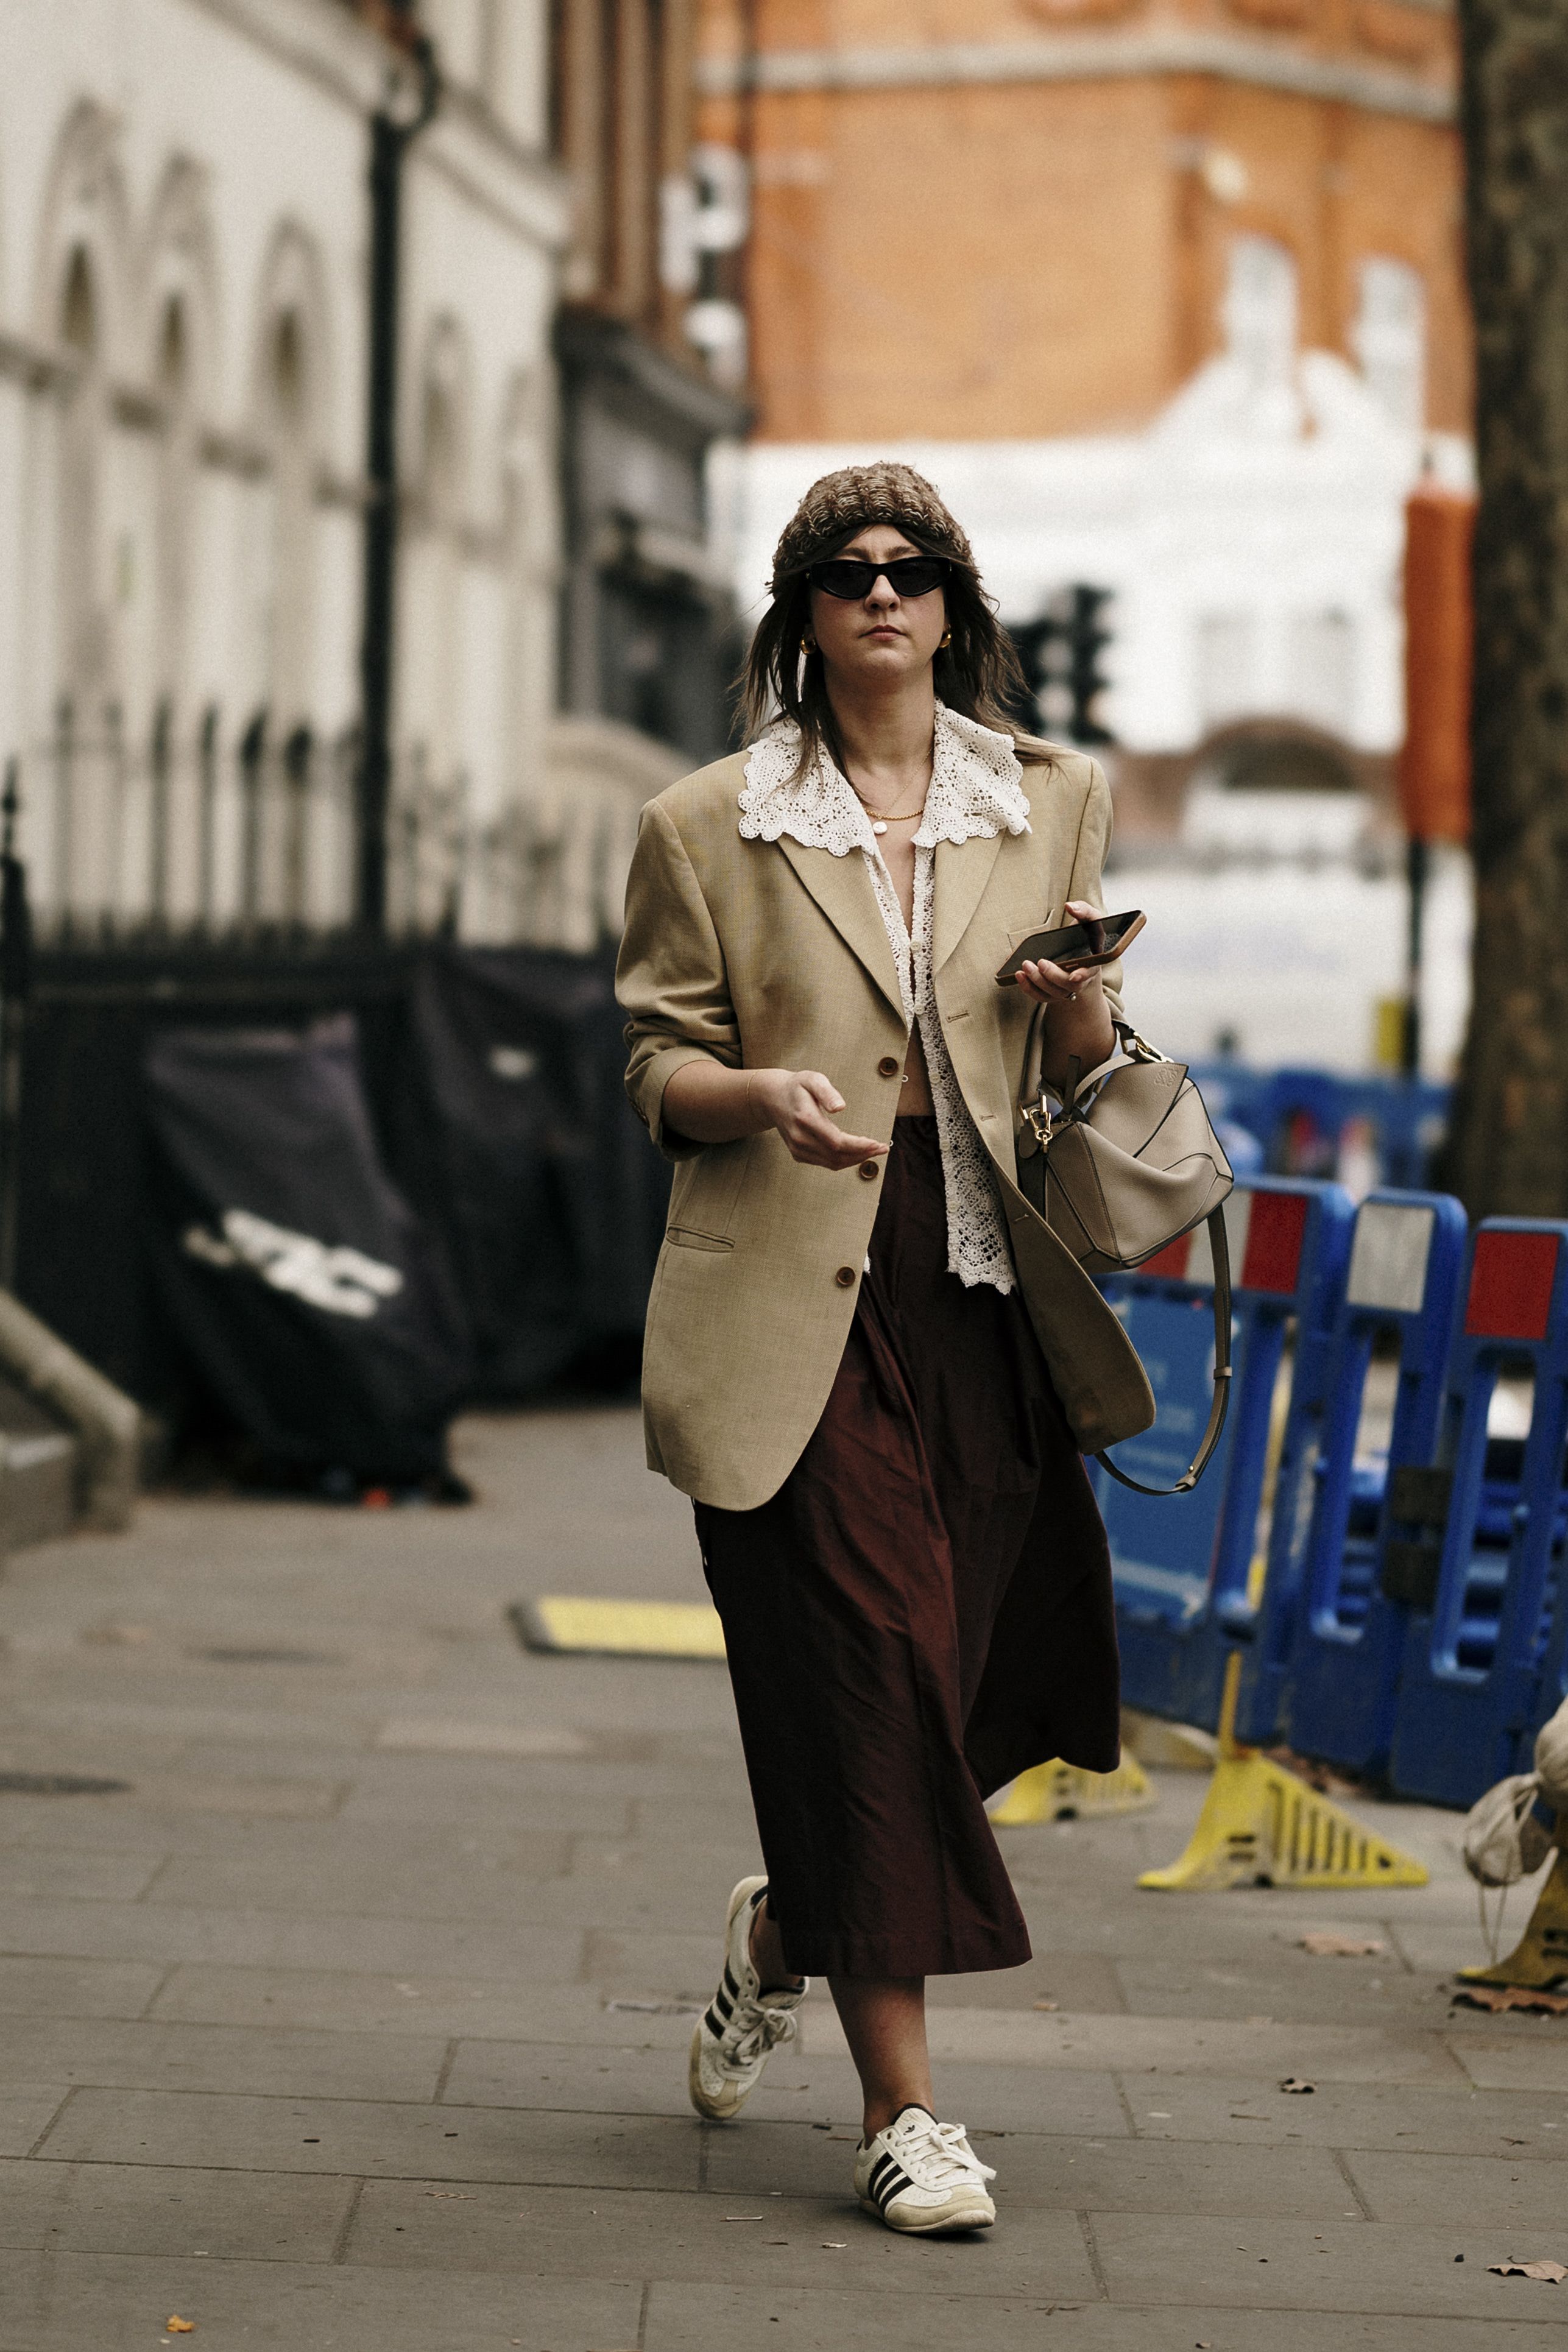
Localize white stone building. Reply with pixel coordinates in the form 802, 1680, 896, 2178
0, 0, 668, 950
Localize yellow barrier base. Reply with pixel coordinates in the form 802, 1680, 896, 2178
1457, 1841, 1568, 1991
1137, 1658, 1429, 1892
989, 1753, 1156, 1825
511, 1597, 726, 1660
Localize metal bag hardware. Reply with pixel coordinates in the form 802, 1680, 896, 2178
1015, 1011, 1235, 1495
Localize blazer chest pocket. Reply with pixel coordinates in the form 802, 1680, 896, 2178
666, 1134, 750, 1251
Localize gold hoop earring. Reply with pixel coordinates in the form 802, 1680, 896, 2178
802, 636, 818, 654
938, 630, 952, 651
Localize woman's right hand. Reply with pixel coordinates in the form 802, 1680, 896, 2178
752, 1068, 889, 1171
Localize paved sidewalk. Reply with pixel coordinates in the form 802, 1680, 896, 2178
1, 1406, 1566, 2350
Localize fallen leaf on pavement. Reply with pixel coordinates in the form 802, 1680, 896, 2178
1033, 1999, 1059, 2011
1279, 2077, 1316, 2094
821, 2240, 846, 2248
424, 2191, 475, 2200
1489, 2261, 1567, 2282
1300, 1932, 1384, 1957
1453, 1983, 1568, 2016
166, 2324, 194, 2337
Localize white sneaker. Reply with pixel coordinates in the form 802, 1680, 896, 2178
688, 1874, 808, 2121
855, 2104, 997, 2233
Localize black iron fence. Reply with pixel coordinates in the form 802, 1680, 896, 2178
21, 699, 640, 955
24, 699, 489, 945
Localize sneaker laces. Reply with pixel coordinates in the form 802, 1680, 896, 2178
895, 2114, 996, 2190
725, 1999, 799, 2071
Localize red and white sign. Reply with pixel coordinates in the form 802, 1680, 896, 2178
1346, 1199, 1435, 1316
1139, 1188, 1308, 1296
1464, 1228, 1561, 1343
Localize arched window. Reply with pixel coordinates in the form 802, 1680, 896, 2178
1355, 257, 1426, 433
1223, 234, 1299, 392
260, 302, 316, 728
400, 325, 470, 774
57, 243, 107, 703
157, 291, 186, 394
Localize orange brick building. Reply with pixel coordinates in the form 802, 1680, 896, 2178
693, 0, 1472, 850
696, 0, 1467, 448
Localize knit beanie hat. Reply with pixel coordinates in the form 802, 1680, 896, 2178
769, 462, 976, 588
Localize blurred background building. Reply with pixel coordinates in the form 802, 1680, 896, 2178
0, 0, 753, 1455
695, 0, 1474, 1074
0, 0, 746, 958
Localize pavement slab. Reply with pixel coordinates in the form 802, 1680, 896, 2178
146, 1963, 696, 2043
1, 1404, 1563, 2347
0, 2016, 449, 2101
0, 1894, 585, 1980
0, 2153, 356, 2261
0, 2250, 644, 2352
641, 2281, 1568, 2351
41, 2085, 707, 2192
0, 2088, 67, 2156
0, 1955, 165, 2020
345, 2179, 1103, 2300
0, 1846, 166, 1901
1119, 2070, 1568, 2155
1089, 2211, 1568, 2317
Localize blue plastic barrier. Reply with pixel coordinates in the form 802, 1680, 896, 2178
1243, 1190, 1469, 1769
1095, 1177, 1356, 1736
1387, 1221, 1568, 1809
1190, 1066, 1451, 1195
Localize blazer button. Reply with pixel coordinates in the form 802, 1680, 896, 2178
858, 1160, 879, 1181
877, 1054, 900, 1078
834, 1265, 857, 1287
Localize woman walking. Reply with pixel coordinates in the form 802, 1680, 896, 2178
616, 464, 1153, 2234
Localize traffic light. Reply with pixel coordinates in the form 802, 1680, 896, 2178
1010, 585, 1114, 746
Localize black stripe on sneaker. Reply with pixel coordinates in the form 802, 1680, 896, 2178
867, 2152, 901, 2199
721, 1964, 739, 1999
872, 2160, 912, 2211
703, 2002, 726, 2038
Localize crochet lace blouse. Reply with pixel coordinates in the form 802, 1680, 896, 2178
738, 704, 1031, 1294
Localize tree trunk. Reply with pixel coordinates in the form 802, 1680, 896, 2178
1445, 1, 1568, 1215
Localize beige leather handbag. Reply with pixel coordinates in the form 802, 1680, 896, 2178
1016, 1012, 1235, 1494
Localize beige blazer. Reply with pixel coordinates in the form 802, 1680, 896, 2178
616, 743, 1156, 1510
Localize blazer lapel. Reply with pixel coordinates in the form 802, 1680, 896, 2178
776, 836, 905, 1019
932, 830, 1005, 973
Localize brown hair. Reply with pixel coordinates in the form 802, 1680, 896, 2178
737, 462, 1058, 776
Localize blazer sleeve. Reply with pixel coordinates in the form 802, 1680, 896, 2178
1066, 759, 1130, 1034
616, 798, 743, 1161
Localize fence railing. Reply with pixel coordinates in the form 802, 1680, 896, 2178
9, 699, 638, 951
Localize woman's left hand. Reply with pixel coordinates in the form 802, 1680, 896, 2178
1015, 900, 1108, 1009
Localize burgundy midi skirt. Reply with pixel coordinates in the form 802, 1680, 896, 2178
694, 1113, 1119, 1982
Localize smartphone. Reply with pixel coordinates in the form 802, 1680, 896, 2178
995, 909, 1145, 986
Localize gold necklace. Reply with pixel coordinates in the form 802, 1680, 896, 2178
850, 788, 927, 836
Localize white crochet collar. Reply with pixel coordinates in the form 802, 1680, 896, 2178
738, 702, 1031, 856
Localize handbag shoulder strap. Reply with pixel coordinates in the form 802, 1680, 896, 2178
1093, 1206, 1233, 1497
1019, 1011, 1163, 1124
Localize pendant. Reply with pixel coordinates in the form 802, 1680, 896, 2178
872, 821, 888, 835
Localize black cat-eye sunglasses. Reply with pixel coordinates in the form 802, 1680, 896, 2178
807, 556, 950, 600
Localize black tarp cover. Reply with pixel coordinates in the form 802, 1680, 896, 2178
144, 1015, 472, 1481
391, 947, 666, 1396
